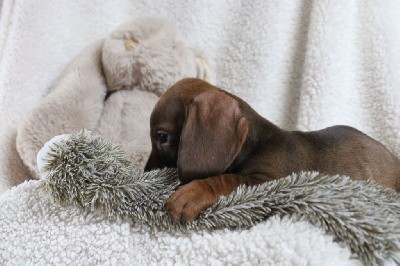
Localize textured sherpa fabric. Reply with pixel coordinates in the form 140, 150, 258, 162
1, 0, 400, 265
1, 0, 400, 193
0, 181, 360, 265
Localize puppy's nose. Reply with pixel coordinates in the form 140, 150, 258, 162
144, 152, 164, 171
144, 153, 155, 171
144, 163, 151, 172
144, 158, 155, 172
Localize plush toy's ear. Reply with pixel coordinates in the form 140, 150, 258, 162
177, 91, 248, 183
193, 49, 212, 82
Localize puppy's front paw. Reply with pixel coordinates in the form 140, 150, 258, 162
167, 180, 218, 222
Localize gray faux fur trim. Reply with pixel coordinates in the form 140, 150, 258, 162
39, 130, 400, 265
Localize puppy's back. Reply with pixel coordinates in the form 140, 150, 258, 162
298, 125, 400, 190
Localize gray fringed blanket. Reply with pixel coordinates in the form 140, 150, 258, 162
37, 131, 400, 265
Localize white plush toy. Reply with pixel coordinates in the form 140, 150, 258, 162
16, 17, 212, 177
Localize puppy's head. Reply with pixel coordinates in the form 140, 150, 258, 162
144, 78, 249, 183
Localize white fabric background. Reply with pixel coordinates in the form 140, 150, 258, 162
0, 0, 399, 264
1, 0, 400, 191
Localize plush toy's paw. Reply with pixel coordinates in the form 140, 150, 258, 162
166, 179, 218, 222
37, 134, 71, 179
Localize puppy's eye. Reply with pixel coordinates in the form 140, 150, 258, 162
156, 130, 169, 144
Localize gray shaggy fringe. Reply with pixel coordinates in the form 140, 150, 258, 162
39, 130, 400, 265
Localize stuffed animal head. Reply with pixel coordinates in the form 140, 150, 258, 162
102, 17, 212, 96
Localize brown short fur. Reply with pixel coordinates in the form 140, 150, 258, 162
145, 78, 400, 221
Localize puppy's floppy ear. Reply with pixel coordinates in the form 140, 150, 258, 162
178, 91, 249, 181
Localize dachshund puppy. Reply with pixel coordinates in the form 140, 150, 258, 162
145, 78, 400, 221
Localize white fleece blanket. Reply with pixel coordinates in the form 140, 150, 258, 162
1, 0, 399, 264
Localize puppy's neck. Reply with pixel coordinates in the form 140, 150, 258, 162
227, 96, 283, 172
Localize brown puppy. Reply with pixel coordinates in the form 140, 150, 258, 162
145, 78, 400, 221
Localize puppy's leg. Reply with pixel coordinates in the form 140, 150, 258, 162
167, 174, 262, 222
